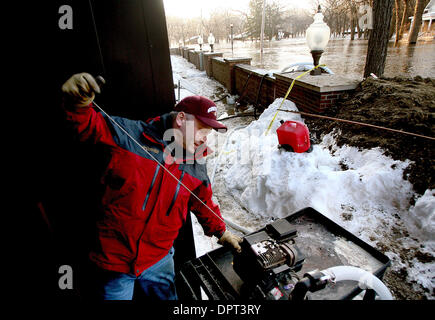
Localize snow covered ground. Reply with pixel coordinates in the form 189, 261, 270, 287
170, 55, 435, 299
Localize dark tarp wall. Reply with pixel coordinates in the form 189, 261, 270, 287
51, 0, 176, 119
19, 0, 195, 300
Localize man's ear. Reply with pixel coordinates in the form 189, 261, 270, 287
175, 111, 186, 128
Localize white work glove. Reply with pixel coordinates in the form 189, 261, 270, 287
217, 230, 243, 253
61, 72, 102, 107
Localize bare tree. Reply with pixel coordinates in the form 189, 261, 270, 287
166, 16, 188, 46
364, 0, 395, 78
408, 0, 425, 44
166, 8, 247, 46
349, 1, 358, 40
394, 0, 401, 45
245, 0, 284, 40
321, 0, 368, 39
399, 0, 410, 40
280, 8, 312, 37
363, 0, 374, 39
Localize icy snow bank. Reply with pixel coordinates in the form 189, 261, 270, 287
218, 98, 435, 296
405, 189, 435, 249
222, 99, 415, 239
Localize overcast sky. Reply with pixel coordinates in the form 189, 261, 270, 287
163, 0, 315, 19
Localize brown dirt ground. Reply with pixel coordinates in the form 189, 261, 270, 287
305, 76, 435, 199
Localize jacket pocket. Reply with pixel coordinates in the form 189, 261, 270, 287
101, 150, 136, 206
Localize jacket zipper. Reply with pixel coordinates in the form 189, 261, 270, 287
142, 165, 161, 211
165, 171, 185, 216
134, 164, 164, 274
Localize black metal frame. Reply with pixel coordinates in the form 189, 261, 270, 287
176, 207, 391, 301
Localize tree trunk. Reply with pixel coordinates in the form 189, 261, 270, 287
399, 0, 409, 40
341, 16, 347, 37
394, 0, 401, 45
351, 16, 356, 40
350, 4, 356, 40
364, 27, 369, 39
408, 0, 425, 44
363, 0, 395, 78
357, 14, 362, 38
390, 3, 397, 40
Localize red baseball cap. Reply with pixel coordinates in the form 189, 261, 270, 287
174, 95, 227, 132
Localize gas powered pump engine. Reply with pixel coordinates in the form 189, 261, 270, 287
233, 219, 307, 300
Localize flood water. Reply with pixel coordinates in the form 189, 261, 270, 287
208, 37, 435, 80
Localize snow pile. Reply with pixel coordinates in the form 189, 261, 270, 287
405, 189, 435, 248
221, 99, 414, 237
216, 98, 435, 297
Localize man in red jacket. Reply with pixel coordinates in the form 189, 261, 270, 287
61, 73, 242, 300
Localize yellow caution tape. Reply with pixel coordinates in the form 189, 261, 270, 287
222, 150, 235, 155
264, 64, 326, 135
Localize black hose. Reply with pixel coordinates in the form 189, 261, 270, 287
254, 73, 268, 119
235, 73, 253, 105
213, 94, 229, 103
218, 73, 268, 121
213, 73, 253, 104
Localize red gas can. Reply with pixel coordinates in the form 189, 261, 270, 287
276, 120, 312, 153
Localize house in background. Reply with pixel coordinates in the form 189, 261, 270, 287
409, 0, 435, 40
422, 0, 435, 33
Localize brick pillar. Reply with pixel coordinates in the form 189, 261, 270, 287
183, 47, 194, 59
223, 57, 252, 94
274, 72, 359, 113
188, 50, 195, 64
211, 57, 228, 88
182, 47, 187, 58
211, 57, 252, 93
188, 51, 198, 68
190, 51, 205, 71
204, 52, 223, 77
169, 48, 180, 55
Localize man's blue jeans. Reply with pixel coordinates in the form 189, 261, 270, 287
95, 247, 177, 300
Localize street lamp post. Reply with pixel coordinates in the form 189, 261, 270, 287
230, 24, 234, 55
208, 33, 215, 52
306, 5, 330, 75
260, 0, 266, 54
198, 35, 203, 51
